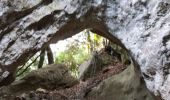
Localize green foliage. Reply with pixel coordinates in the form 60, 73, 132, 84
55, 31, 105, 77
16, 30, 105, 79
84, 30, 103, 52
55, 41, 90, 77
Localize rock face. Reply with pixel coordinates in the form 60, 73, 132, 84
78, 48, 155, 100
78, 48, 124, 81
0, 64, 78, 96
86, 63, 156, 100
0, 0, 170, 99
78, 52, 103, 81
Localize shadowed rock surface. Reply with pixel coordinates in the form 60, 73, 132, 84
79, 47, 125, 81
86, 62, 156, 100
0, 64, 78, 96
0, 0, 170, 99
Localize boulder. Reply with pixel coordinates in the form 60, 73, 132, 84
79, 46, 131, 81
0, 64, 78, 96
78, 52, 103, 81
78, 49, 122, 81
86, 63, 156, 100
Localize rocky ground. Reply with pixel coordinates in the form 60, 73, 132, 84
0, 48, 127, 100
15, 63, 125, 100
0, 47, 155, 100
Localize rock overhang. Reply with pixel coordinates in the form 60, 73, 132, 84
0, 0, 170, 100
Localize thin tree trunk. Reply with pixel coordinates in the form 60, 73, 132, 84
46, 46, 54, 64
17, 55, 40, 77
38, 49, 46, 69
86, 30, 94, 53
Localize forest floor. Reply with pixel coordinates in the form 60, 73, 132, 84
17, 65, 126, 99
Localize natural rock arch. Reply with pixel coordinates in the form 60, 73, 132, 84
0, 0, 170, 100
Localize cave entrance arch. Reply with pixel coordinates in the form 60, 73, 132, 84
48, 27, 132, 64
22, 28, 155, 100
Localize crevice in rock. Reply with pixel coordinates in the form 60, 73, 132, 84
26, 11, 59, 31
157, 2, 170, 17
162, 34, 170, 47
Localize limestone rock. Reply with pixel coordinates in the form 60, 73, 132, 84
19, 62, 126, 100
0, 0, 170, 99
78, 52, 103, 81
86, 63, 156, 100
78, 49, 121, 81
0, 64, 78, 96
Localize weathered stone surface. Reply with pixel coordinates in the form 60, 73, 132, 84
0, 0, 170, 99
3, 61, 153, 100
86, 63, 156, 100
78, 48, 124, 81
15, 61, 126, 100
0, 64, 78, 96
78, 52, 103, 81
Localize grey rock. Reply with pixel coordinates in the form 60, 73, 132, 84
78, 52, 103, 81
86, 63, 156, 100
0, 0, 169, 99
0, 64, 78, 96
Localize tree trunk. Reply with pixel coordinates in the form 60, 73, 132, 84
0, 0, 170, 99
46, 46, 54, 64
38, 49, 45, 69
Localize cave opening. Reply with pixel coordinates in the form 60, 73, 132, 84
16, 29, 132, 80
0, 0, 168, 99
0, 28, 157, 100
